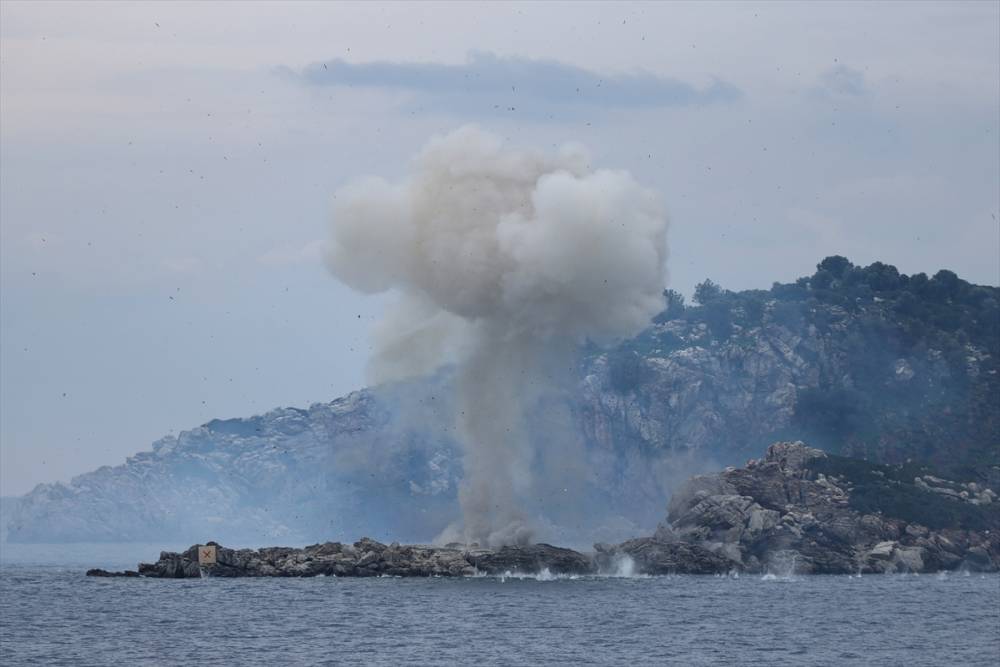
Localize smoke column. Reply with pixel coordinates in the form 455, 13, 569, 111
326, 126, 668, 546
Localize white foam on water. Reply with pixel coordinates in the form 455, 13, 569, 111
606, 554, 650, 578
761, 552, 801, 581
494, 568, 589, 582
613, 554, 636, 577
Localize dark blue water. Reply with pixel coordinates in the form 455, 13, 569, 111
1, 544, 998, 666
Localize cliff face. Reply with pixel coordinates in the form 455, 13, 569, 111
9, 258, 999, 544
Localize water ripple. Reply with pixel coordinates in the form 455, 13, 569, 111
1, 565, 998, 666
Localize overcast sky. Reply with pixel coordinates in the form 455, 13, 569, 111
1, 1, 998, 496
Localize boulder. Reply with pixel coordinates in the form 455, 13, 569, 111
85, 568, 139, 577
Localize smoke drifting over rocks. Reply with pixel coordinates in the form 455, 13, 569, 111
325, 126, 669, 546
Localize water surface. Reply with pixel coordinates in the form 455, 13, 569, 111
1, 544, 997, 666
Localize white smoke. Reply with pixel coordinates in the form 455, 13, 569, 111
326, 126, 668, 546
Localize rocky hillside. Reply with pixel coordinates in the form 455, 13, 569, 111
8, 257, 999, 544
658, 441, 998, 574
588, 255, 999, 481
6, 391, 465, 544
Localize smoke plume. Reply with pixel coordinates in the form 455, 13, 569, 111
326, 126, 668, 546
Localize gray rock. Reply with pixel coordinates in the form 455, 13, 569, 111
893, 546, 925, 573
106, 539, 595, 579
655, 442, 999, 574
597, 538, 734, 575
868, 541, 896, 560
468, 544, 595, 575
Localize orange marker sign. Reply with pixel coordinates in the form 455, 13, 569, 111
198, 545, 217, 566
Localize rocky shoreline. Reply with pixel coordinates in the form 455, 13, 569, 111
86, 537, 734, 579
658, 442, 999, 574
87, 443, 999, 579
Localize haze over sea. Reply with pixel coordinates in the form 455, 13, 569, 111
1, 544, 997, 666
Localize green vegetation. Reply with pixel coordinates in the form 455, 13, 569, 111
810, 454, 997, 532
639, 256, 999, 479
664, 256, 998, 351
606, 349, 651, 394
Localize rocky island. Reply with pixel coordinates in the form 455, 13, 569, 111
88, 442, 998, 578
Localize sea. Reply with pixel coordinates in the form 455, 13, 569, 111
1, 543, 997, 666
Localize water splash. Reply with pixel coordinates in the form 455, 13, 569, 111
610, 554, 638, 578
761, 551, 800, 581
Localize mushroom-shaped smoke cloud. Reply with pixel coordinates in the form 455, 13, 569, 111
326, 126, 668, 546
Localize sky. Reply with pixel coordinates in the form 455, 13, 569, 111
1, 1, 998, 496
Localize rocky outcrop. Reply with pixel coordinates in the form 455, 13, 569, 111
97, 540, 585, 578
662, 442, 1000, 574
85, 568, 140, 577
88, 536, 736, 578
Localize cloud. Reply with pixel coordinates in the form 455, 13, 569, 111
819, 64, 868, 97
293, 52, 741, 109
